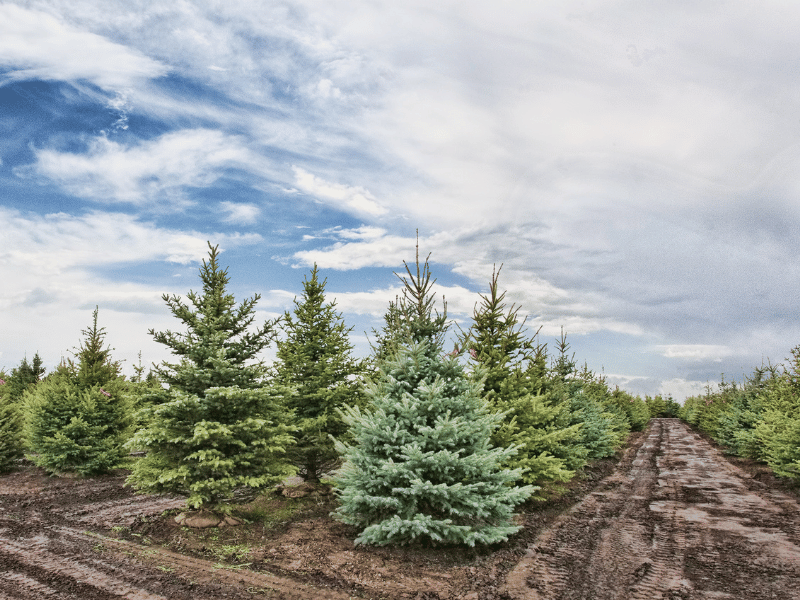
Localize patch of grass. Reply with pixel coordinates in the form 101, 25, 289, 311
237, 494, 318, 530
210, 543, 251, 563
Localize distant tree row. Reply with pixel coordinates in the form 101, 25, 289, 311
680, 356, 800, 482
0, 242, 663, 546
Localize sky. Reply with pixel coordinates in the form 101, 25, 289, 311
2, 1, 799, 400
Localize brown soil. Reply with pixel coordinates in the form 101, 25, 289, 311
504, 418, 800, 599
1, 419, 798, 599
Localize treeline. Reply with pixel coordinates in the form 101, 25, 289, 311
679, 353, 800, 482
1, 243, 673, 546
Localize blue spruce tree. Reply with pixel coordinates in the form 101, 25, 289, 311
332, 245, 533, 546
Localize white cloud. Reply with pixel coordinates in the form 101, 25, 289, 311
0, 207, 263, 374
0, 4, 168, 89
293, 226, 645, 337
659, 378, 710, 402
654, 345, 734, 362
221, 201, 260, 224
292, 167, 387, 216
29, 129, 261, 205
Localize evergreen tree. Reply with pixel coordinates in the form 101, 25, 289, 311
368, 297, 403, 368
25, 310, 129, 476
547, 333, 624, 460
74, 307, 121, 389
0, 370, 24, 473
333, 247, 533, 546
3, 353, 46, 404
274, 264, 365, 482
462, 266, 581, 492
126, 243, 295, 512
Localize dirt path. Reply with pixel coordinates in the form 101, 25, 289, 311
503, 418, 800, 599
0, 469, 351, 599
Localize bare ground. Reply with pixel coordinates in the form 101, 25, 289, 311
504, 418, 800, 599
1, 418, 798, 599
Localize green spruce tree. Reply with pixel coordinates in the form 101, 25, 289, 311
126, 243, 295, 512
274, 264, 365, 482
333, 246, 533, 546
3, 353, 46, 404
463, 267, 582, 493
0, 370, 24, 473
25, 310, 130, 475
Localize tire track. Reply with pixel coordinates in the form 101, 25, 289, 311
0, 524, 354, 600
58, 527, 353, 599
502, 418, 800, 599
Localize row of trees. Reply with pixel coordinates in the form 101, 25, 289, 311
1, 243, 662, 546
680, 356, 800, 481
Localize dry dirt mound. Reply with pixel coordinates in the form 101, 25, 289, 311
503, 418, 800, 599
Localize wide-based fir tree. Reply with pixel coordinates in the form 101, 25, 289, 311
126, 243, 295, 512
463, 267, 582, 493
333, 246, 533, 546
273, 264, 364, 482
25, 308, 130, 475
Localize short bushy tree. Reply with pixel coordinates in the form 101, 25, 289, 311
273, 264, 365, 482
126, 243, 295, 511
25, 309, 130, 475
333, 248, 533, 546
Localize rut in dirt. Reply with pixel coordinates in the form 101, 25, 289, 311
0, 470, 352, 600
503, 418, 800, 600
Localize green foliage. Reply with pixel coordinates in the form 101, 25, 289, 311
607, 388, 651, 432
333, 248, 533, 546
3, 353, 46, 404
126, 243, 295, 511
25, 364, 130, 475
24, 309, 129, 476
679, 351, 800, 482
645, 394, 681, 419
462, 266, 581, 492
546, 336, 629, 461
274, 264, 365, 482
74, 307, 121, 389
0, 370, 24, 472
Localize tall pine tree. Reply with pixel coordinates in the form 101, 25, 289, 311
126, 243, 294, 512
463, 267, 582, 493
273, 264, 364, 482
333, 246, 532, 546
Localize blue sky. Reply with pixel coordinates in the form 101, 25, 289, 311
2, 1, 800, 400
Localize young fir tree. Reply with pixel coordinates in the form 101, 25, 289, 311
333, 247, 533, 546
25, 309, 130, 475
548, 333, 621, 460
0, 370, 24, 473
126, 243, 295, 512
273, 264, 365, 482
3, 353, 46, 404
462, 267, 582, 493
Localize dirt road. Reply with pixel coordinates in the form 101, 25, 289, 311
504, 418, 800, 599
2, 419, 799, 599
